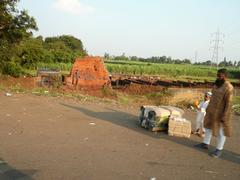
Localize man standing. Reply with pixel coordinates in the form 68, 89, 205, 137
195, 69, 234, 158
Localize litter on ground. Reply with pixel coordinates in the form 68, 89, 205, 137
5, 93, 12, 97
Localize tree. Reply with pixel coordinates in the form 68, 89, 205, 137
44, 41, 74, 63
17, 38, 50, 68
219, 59, 234, 67
234, 61, 237, 67
45, 35, 87, 57
0, 0, 37, 42
237, 61, 240, 67
130, 56, 138, 61
183, 59, 191, 64
104, 52, 110, 59
166, 56, 172, 63
219, 59, 227, 67
0, 0, 37, 74
203, 60, 212, 66
160, 56, 167, 63
114, 53, 129, 61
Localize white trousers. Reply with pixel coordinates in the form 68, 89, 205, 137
196, 112, 205, 132
203, 126, 226, 150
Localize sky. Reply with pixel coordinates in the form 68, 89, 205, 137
18, 0, 240, 62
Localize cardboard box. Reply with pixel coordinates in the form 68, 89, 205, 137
168, 119, 191, 138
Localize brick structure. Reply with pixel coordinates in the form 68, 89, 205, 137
65, 56, 111, 90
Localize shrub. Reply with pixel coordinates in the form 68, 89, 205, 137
1, 62, 23, 77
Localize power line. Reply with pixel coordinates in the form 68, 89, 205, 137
210, 29, 224, 67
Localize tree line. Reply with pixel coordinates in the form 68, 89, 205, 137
104, 53, 192, 64
104, 53, 240, 68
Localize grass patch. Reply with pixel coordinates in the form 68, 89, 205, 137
101, 86, 117, 98
31, 88, 51, 96
118, 95, 131, 105
233, 96, 240, 115
174, 100, 192, 109
0, 84, 5, 91
10, 83, 27, 93
145, 88, 173, 105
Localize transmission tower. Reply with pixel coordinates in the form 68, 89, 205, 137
211, 29, 224, 67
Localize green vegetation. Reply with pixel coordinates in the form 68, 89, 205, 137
0, 0, 37, 76
105, 53, 240, 68
145, 89, 173, 105
105, 60, 240, 81
18, 59, 239, 82
233, 96, 240, 115
0, 0, 87, 77
101, 86, 117, 98
1, 35, 87, 77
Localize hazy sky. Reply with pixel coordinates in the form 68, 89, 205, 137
19, 0, 240, 62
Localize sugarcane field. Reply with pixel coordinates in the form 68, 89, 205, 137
1, 1, 240, 180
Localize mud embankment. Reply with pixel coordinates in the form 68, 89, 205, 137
111, 75, 240, 89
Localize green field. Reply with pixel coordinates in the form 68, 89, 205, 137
27, 60, 240, 82
105, 60, 240, 81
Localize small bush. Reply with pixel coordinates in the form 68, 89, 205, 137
51, 76, 63, 89
1, 62, 23, 77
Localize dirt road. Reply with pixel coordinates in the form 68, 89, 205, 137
0, 94, 239, 180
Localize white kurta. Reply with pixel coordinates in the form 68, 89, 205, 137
195, 100, 210, 132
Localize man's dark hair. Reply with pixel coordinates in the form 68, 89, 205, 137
217, 68, 228, 77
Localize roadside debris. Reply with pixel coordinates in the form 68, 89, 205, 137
0, 160, 7, 164
205, 170, 218, 174
139, 105, 192, 138
168, 117, 192, 138
57, 114, 63, 118
190, 106, 195, 110
89, 122, 96, 126
150, 177, 156, 180
5, 93, 12, 97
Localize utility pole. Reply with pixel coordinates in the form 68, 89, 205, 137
211, 29, 224, 68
